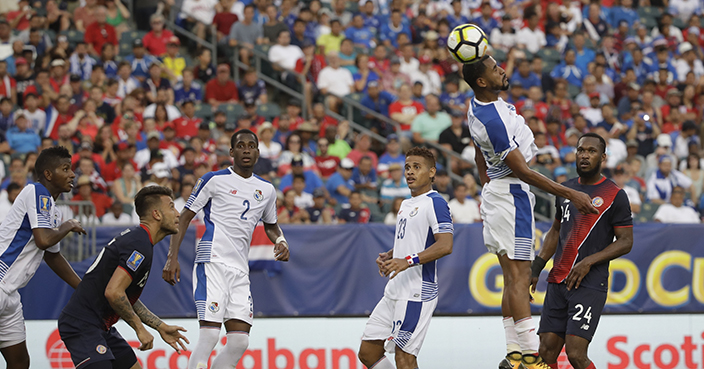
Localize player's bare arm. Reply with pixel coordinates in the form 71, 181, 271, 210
376, 248, 393, 276
383, 233, 453, 279
503, 149, 598, 215
530, 217, 561, 293
474, 145, 490, 186
565, 226, 633, 291
163, 208, 197, 285
32, 219, 87, 250
105, 266, 155, 351
263, 222, 289, 261
133, 300, 189, 353
43, 251, 81, 288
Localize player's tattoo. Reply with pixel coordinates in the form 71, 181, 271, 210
133, 300, 163, 330
108, 294, 142, 329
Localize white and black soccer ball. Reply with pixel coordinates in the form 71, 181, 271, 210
447, 24, 489, 64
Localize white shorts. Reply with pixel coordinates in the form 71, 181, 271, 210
480, 177, 536, 261
193, 262, 253, 326
0, 290, 26, 349
361, 296, 437, 357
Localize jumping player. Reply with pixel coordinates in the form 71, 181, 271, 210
358, 147, 453, 369
59, 186, 189, 369
463, 56, 598, 369
162, 129, 290, 369
0, 146, 85, 369
530, 133, 633, 369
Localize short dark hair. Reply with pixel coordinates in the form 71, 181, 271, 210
406, 146, 436, 169
231, 128, 259, 148
350, 190, 361, 197
35, 146, 71, 180
134, 185, 174, 218
462, 55, 490, 90
293, 174, 305, 182
6, 182, 22, 193
579, 132, 607, 154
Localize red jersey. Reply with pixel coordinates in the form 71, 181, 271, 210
47, 114, 72, 141
213, 12, 238, 35
295, 55, 326, 83
85, 22, 118, 55
73, 192, 113, 218
172, 116, 202, 140
205, 79, 238, 102
317, 116, 338, 137
315, 155, 340, 179
0, 75, 16, 99
388, 100, 425, 131
101, 159, 138, 183
142, 30, 175, 56
369, 57, 390, 74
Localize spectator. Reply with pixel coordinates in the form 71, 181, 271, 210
551, 49, 586, 89
646, 133, 678, 171
73, 0, 98, 32
380, 162, 411, 204
347, 133, 379, 168
205, 64, 238, 109
193, 48, 216, 83
314, 137, 340, 180
338, 38, 358, 74
7, 114, 40, 154
74, 175, 112, 218
317, 51, 354, 113
0, 97, 13, 134
162, 37, 186, 82
228, 4, 264, 69
351, 155, 378, 193
376, 134, 404, 175
654, 186, 700, 223
112, 159, 142, 215
325, 124, 352, 159
101, 201, 134, 225
448, 182, 481, 223
262, 4, 287, 44
17, 93, 46, 134
473, 1, 499, 35
105, 0, 131, 38
647, 156, 693, 204
338, 191, 372, 223
317, 19, 345, 54
278, 188, 311, 224
135, 134, 179, 170
291, 174, 315, 209
291, 18, 314, 48
389, 83, 424, 134
360, 80, 396, 134
181, 0, 218, 41
174, 68, 203, 105
89, 85, 116, 125
142, 14, 175, 57
238, 68, 267, 105
84, 6, 118, 57
410, 55, 441, 96
517, 5, 547, 54
353, 54, 380, 93
172, 100, 202, 140
122, 40, 157, 83
383, 196, 404, 225
381, 57, 411, 93
326, 157, 355, 205
331, 0, 353, 26
268, 30, 304, 90
379, 9, 411, 48
257, 122, 282, 162
143, 161, 172, 188
278, 136, 318, 176
490, 14, 517, 52
143, 88, 181, 121
0, 61, 17, 105
612, 164, 642, 214
306, 187, 335, 224
433, 169, 453, 201
0, 183, 22, 224
676, 42, 704, 82
142, 64, 173, 104
412, 94, 451, 144
345, 14, 376, 49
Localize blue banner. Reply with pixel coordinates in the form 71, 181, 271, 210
20, 223, 704, 320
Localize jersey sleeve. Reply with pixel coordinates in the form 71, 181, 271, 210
185, 172, 216, 213
25, 185, 53, 229
428, 195, 453, 234
261, 185, 278, 224
610, 189, 633, 228
117, 239, 149, 280
554, 195, 562, 221
475, 105, 518, 161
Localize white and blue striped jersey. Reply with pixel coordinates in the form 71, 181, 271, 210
0, 183, 61, 294
385, 190, 453, 302
468, 97, 537, 180
185, 168, 277, 273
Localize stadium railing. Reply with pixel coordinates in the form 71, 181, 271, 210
56, 200, 98, 261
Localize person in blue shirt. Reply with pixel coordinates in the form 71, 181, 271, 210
379, 9, 411, 48
473, 2, 500, 35
622, 48, 653, 85
510, 59, 541, 90
297, 7, 319, 41
173, 68, 203, 105
609, 0, 638, 28
123, 39, 158, 82
351, 156, 378, 196
291, 18, 316, 48
648, 43, 679, 81
353, 54, 380, 94
326, 158, 356, 205
572, 32, 596, 73
360, 80, 395, 133
361, 1, 381, 35
440, 78, 468, 112
550, 49, 586, 88
279, 155, 324, 194
7, 114, 40, 154
377, 134, 405, 174
345, 14, 376, 49
446, 0, 470, 29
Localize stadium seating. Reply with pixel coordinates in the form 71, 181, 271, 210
218, 103, 245, 121
637, 203, 660, 223
194, 103, 213, 120
60, 30, 84, 48
256, 103, 282, 121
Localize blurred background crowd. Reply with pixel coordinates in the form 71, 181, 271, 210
0, 0, 701, 227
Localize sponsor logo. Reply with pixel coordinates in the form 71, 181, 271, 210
409, 207, 419, 217
126, 251, 144, 272
230, 189, 238, 195
254, 189, 264, 202
96, 345, 107, 354
592, 196, 604, 208
209, 302, 219, 313
137, 271, 149, 288
580, 324, 590, 330
39, 195, 51, 214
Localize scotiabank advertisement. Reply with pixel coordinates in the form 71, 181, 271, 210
5, 315, 704, 369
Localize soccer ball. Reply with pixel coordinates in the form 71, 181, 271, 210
447, 24, 489, 64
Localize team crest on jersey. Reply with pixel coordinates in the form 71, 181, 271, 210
126, 251, 144, 271
409, 207, 419, 217
592, 196, 604, 208
193, 178, 204, 193
39, 195, 51, 214
253, 189, 264, 202
209, 302, 220, 313
96, 345, 107, 354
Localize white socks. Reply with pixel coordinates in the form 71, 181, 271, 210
503, 316, 521, 354
211, 331, 250, 369
514, 317, 540, 354
188, 327, 221, 369
370, 356, 396, 369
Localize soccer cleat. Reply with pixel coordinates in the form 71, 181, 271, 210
499, 352, 525, 369
521, 354, 552, 369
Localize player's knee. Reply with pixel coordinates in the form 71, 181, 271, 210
565, 345, 589, 367
357, 347, 376, 367
394, 351, 416, 369
224, 332, 249, 353
538, 344, 560, 363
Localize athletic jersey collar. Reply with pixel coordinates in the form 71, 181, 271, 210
577, 176, 607, 185
472, 96, 501, 107
140, 224, 154, 245
228, 166, 255, 181
410, 189, 435, 199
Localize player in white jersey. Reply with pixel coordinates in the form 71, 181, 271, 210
163, 129, 290, 369
463, 56, 597, 369
0, 146, 86, 369
358, 147, 453, 369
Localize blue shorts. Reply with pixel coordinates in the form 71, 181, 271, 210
537, 282, 607, 342
58, 313, 137, 369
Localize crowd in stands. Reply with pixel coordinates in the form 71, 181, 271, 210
1, 0, 704, 227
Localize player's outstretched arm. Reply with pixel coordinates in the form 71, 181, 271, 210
105, 267, 154, 351
33, 219, 87, 250
133, 300, 189, 353
503, 150, 598, 215
530, 217, 561, 293
163, 208, 197, 285
383, 233, 453, 279
565, 226, 633, 291
263, 222, 289, 261
43, 250, 81, 288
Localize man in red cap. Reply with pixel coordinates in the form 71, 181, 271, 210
163, 36, 186, 81
84, 6, 118, 57
205, 63, 238, 109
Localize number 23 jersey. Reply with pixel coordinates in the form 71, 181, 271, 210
385, 190, 453, 302
186, 168, 278, 272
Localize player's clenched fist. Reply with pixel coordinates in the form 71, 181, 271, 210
64, 219, 87, 235
162, 257, 181, 285
274, 241, 289, 261
382, 258, 409, 279
136, 327, 154, 351
376, 251, 392, 276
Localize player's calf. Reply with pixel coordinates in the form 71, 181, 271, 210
394, 348, 418, 369
211, 331, 249, 369
565, 346, 591, 369
358, 340, 387, 368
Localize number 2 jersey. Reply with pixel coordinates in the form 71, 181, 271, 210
185, 168, 277, 272
62, 225, 154, 330
385, 190, 453, 301
549, 177, 633, 291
